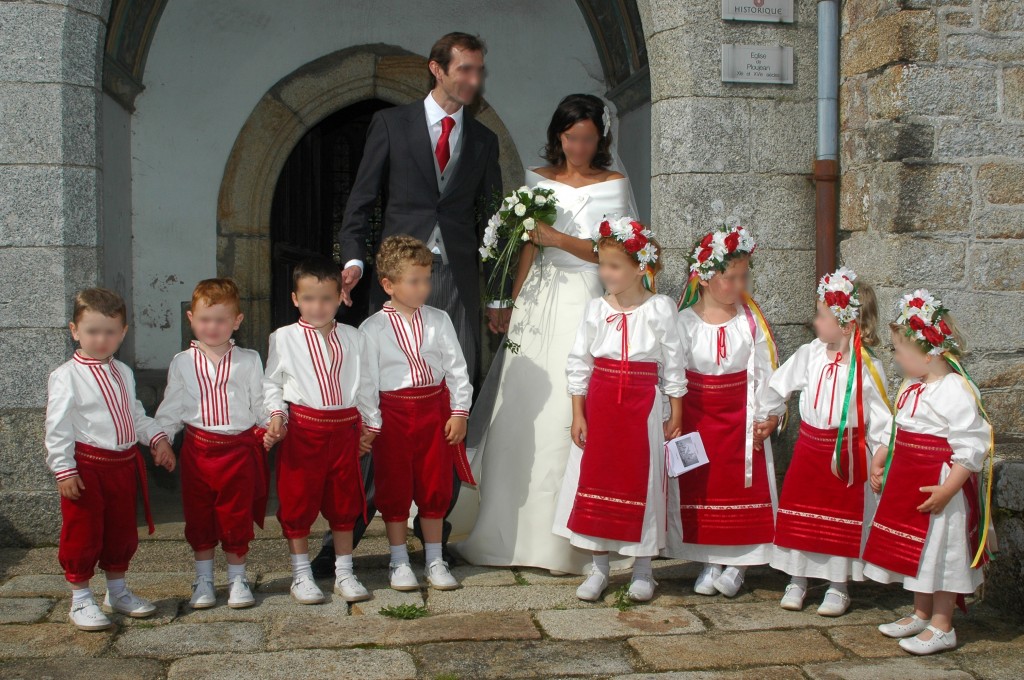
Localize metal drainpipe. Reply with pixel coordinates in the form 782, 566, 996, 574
815, 0, 840, 278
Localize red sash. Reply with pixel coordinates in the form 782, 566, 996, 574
378, 380, 475, 485
774, 423, 865, 558
73, 441, 154, 534
184, 425, 270, 529
677, 369, 774, 545
863, 429, 983, 580
287, 403, 367, 523
567, 358, 658, 543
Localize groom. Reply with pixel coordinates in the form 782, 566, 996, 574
312, 32, 507, 577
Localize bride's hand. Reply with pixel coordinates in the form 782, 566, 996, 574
527, 222, 561, 248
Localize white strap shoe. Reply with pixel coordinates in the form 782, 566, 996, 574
425, 559, 461, 591
389, 562, 421, 591
576, 571, 609, 602
227, 574, 256, 609
713, 566, 745, 598
103, 587, 156, 618
780, 582, 807, 611
694, 564, 722, 596
290, 574, 325, 605
335, 572, 372, 602
627, 574, 658, 602
69, 597, 113, 631
878, 613, 929, 638
189, 576, 217, 609
899, 625, 957, 655
817, 587, 850, 617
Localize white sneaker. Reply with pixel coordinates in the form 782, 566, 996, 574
817, 587, 850, 617
227, 575, 255, 609
103, 587, 155, 618
576, 571, 609, 602
290, 574, 325, 604
627, 574, 658, 602
899, 625, 957, 655
694, 564, 722, 596
780, 582, 807, 611
69, 597, 113, 631
189, 576, 216, 609
334, 572, 372, 602
879, 614, 929, 639
425, 559, 461, 590
713, 566, 744, 598
389, 562, 420, 591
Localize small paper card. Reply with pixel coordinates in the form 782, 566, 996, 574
665, 432, 710, 477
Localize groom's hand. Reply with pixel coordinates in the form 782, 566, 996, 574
340, 265, 362, 306
486, 307, 512, 334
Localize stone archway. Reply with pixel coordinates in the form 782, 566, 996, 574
216, 44, 523, 356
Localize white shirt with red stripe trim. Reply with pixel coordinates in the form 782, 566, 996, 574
360, 303, 473, 416
45, 352, 169, 481
264, 319, 382, 431
155, 341, 267, 439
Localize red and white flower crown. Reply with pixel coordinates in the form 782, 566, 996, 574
597, 216, 658, 268
689, 223, 756, 281
895, 289, 958, 355
817, 266, 860, 325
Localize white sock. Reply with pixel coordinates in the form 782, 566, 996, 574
335, 554, 354, 576
389, 544, 410, 566
105, 577, 126, 597
227, 563, 246, 581
829, 581, 848, 594
424, 542, 443, 564
290, 553, 313, 580
790, 576, 808, 591
592, 553, 610, 578
71, 587, 93, 604
632, 556, 653, 580
195, 559, 214, 580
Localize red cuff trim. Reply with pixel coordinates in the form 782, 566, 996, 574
149, 432, 169, 448
271, 410, 288, 423
366, 424, 382, 434
55, 468, 79, 481
450, 410, 469, 418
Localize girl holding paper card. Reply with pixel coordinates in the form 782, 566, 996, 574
552, 218, 687, 604
663, 210, 780, 598
754, 268, 893, 617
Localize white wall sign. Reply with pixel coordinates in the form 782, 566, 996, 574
721, 0, 794, 23
721, 44, 794, 84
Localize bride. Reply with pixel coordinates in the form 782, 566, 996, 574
454, 94, 638, 574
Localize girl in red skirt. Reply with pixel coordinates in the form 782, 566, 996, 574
553, 217, 686, 603
663, 217, 780, 598
863, 290, 993, 655
756, 268, 893, 616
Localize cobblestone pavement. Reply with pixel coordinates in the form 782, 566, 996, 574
1, 500, 1021, 679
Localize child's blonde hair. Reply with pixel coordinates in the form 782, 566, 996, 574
890, 312, 967, 357
855, 280, 880, 348
376, 235, 434, 282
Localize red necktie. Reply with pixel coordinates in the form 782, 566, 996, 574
435, 116, 455, 173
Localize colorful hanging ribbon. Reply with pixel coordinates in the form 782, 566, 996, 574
741, 292, 779, 370
642, 264, 657, 293
677, 272, 701, 311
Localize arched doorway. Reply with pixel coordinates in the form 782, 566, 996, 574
216, 45, 523, 357
270, 98, 393, 330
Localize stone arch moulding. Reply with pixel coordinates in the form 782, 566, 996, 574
216, 44, 523, 356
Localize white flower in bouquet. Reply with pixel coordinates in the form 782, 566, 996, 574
514, 203, 527, 217
523, 217, 536, 231
535, 194, 548, 205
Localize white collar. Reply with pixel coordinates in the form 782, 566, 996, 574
424, 92, 463, 128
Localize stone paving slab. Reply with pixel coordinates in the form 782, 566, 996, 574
0, 657, 166, 679
412, 639, 636, 679
351, 587, 425, 617
46, 596, 181, 627
610, 669, 806, 680
693, 600, 898, 632
114, 620, 265, 659
0, 623, 110, 659
802, 656, 973, 679
166, 648, 416, 680
267, 610, 540, 650
176, 591, 350, 622
426, 583, 590, 613
825, 624, 904, 658
0, 597, 53, 624
629, 629, 845, 671
957, 650, 1024, 680
536, 605, 706, 640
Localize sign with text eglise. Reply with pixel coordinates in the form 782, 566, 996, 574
721, 44, 794, 85
721, 0, 794, 23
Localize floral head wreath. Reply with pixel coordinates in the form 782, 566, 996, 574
688, 223, 757, 282
818, 266, 860, 325
895, 289, 958, 356
596, 216, 659, 291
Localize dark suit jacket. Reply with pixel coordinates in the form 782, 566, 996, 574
338, 100, 503, 349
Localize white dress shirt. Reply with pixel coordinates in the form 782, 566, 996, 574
156, 341, 268, 439
360, 303, 472, 416
263, 319, 382, 432
45, 351, 168, 481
